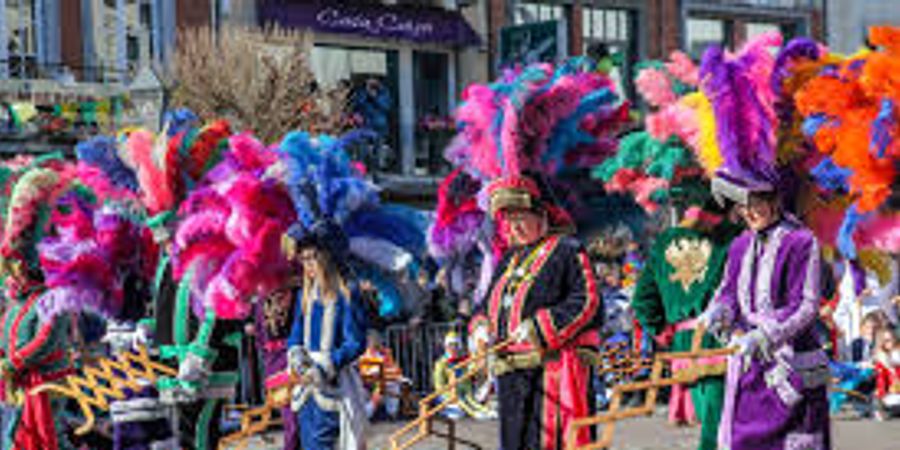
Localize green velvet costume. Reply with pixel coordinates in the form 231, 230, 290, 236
0, 286, 73, 450
632, 223, 740, 450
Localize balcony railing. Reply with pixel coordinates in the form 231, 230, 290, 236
0, 60, 135, 86
686, 0, 817, 10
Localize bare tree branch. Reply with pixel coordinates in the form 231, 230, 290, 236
167, 26, 348, 143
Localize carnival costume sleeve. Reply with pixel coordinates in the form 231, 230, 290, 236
9, 311, 69, 371
533, 240, 602, 351
326, 289, 368, 379
632, 239, 666, 337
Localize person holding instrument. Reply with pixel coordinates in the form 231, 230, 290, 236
471, 174, 602, 450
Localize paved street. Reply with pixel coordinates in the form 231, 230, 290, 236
228, 415, 900, 450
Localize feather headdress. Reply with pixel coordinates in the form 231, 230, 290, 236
124, 128, 181, 218
433, 59, 629, 306
795, 27, 900, 257
36, 196, 152, 322
454, 60, 628, 182
702, 32, 785, 206
76, 136, 140, 193
0, 159, 73, 269
173, 132, 294, 320
279, 131, 427, 319
446, 59, 629, 239
120, 113, 232, 237
594, 50, 705, 214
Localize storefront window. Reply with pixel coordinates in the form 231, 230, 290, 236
514, 1, 564, 25
88, 0, 155, 82
582, 6, 637, 100
413, 51, 450, 176
310, 45, 401, 173
687, 17, 729, 58
4, 0, 38, 79
747, 21, 799, 41
746, 22, 780, 39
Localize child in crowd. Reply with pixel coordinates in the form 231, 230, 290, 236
873, 328, 900, 420
829, 311, 886, 417
595, 260, 637, 410
854, 311, 888, 363
359, 331, 409, 421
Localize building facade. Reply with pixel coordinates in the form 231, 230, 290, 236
1, 1, 828, 177
1, 0, 187, 86
246, 0, 486, 191
826, 0, 900, 54
0, 0, 206, 153
485, 0, 825, 98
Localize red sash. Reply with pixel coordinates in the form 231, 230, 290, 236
14, 365, 73, 450
542, 345, 591, 450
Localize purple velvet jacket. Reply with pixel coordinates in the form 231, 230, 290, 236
713, 216, 821, 353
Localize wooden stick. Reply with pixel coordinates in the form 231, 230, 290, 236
567, 341, 738, 450
389, 338, 514, 450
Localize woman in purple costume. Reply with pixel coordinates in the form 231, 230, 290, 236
701, 173, 831, 450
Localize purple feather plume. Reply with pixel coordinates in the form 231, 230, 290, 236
701, 46, 778, 185
771, 38, 820, 124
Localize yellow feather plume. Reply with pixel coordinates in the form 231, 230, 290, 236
682, 92, 723, 175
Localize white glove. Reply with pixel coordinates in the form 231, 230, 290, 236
511, 320, 537, 346
301, 365, 326, 388
102, 322, 139, 353
132, 324, 151, 349
288, 346, 310, 374
731, 329, 770, 371
698, 305, 729, 338
177, 352, 210, 382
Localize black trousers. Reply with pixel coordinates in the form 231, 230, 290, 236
497, 366, 598, 450
497, 368, 545, 450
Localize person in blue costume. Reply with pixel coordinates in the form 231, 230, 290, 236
285, 222, 368, 450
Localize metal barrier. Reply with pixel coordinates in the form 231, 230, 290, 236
384, 321, 463, 394
389, 339, 513, 450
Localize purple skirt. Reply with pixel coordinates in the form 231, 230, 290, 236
720, 356, 831, 450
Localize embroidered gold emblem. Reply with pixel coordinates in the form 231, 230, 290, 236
264, 289, 292, 335
665, 238, 712, 292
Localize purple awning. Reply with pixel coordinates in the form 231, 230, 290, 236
259, 1, 481, 47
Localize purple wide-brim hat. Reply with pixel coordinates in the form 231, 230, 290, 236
711, 167, 776, 207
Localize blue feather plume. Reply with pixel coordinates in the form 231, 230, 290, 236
811, 158, 852, 193
344, 206, 428, 256
76, 136, 139, 192
838, 205, 863, 259
802, 114, 830, 138
163, 108, 198, 137
542, 88, 617, 169
280, 130, 425, 276
871, 98, 894, 158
